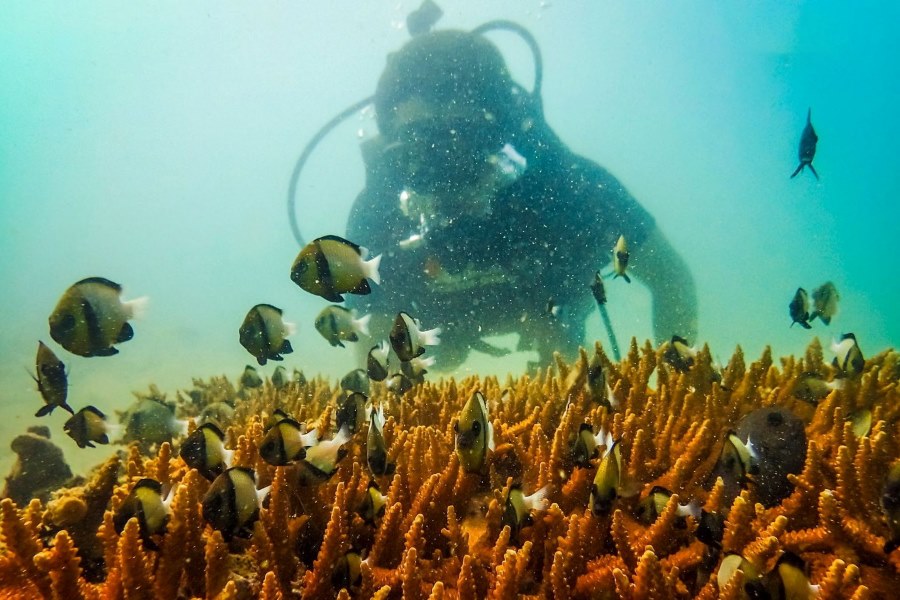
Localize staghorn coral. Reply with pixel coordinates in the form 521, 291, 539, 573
0, 338, 897, 599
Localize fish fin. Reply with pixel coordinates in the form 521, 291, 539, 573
799, 321, 812, 329
316, 234, 362, 254
347, 333, 359, 342
62, 402, 75, 414
76, 276, 122, 291
323, 291, 345, 303
487, 422, 495, 451
98, 434, 110, 445
257, 356, 267, 366
90, 347, 119, 357
365, 254, 382, 286
623, 273, 631, 284
35, 404, 55, 417
280, 339, 293, 355
808, 163, 819, 180
790, 163, 804, 178
351, 278, 372, 295
819, 314, 831, 325
355, 313, 371, 336
117, 322, 134, 343
334, 340, 346, 348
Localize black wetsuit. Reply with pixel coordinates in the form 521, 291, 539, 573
346, 132, 655, 371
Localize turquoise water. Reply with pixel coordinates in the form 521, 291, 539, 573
1, 1, 897, 476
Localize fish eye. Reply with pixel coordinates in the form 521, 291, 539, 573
453, 421, 459, 433
472, 421, 481, 434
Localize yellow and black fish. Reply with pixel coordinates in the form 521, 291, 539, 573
590, 439, 623, 515
258, 418, 318, 466
303, 426, 352, 480
113, 478, 174, 547
290, 235, 381, 302
767, 552, 819, 600
357, 479, 388, 524
49, 277, 147, 357
389, 312, 441, 362
789, 287, 812, 329
634, 486, 699, 525
831, 333, 864, 377
264, 407, 293, 432
179, 422, 233, 481
590, 271, 607, 305
717, 553, 766, 600
240, 365, 264, 389
336, 392, 368, 434
809, 281, 839, 325
201, 467, 270, 540
572, 423, 612, 468
792, 371, 842, 404
790, 108, 819, 180
340, 368, 370, 396
239, 304, 295, 366
314, 306, 371, 348
399, 355, 434, 385
366, 341, 390, 381
663, 335, 697, 373
385, 371, 414, 396
32, 341, 73, 417
612, 235, 631, 283
367, 406, 395, 476
455, 391, 495, 473
331, 550, 364, 592
501, 483, 549, 539
717, 431, 759, 488
882, 461, 900, 553
64, 405, 113, 448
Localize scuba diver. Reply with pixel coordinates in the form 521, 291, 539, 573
289, 7, 697, 371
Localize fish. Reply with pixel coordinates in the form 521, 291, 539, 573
572, 423, 612, 468
389, 312, 441, 362
201, 467, 270, 540
385, 372, 414, 396
64, 405, 114, 448
240, 365, 264, 389
340, 368, 370, 395
663, 335, 697, 373
290, 235, 381, 302
367, 406, 395, 476
293, 368, 307, 386
635, 486, 699, 525
791, 371, 843, 404
789, 287, 812, 329
590, 271, 607, 305
768, 552, 820, 600
546, 298, 561, 319
113, 478, 175, 546
357, 479, 388, 524
882, 461, 900, 553
336, 392, 368, 434
717, 553, 767, 600
263, 407, 293, 432
271, 365, 289, 390
303, 425, 352, 480
239, 304, 295, 366
696, 510, 726, 548
590, 439, 623, 515
48, 277, 147, 357
790, 108, 819, 180
406, 0, 443, 36
258, 418, 318, 466
331, 550, 364, 592
366, 341, 390, 381
399, 355, 434, 384
612, 235, 631, 283
847, 408, 872, 438
831, 333, 864, 377
809, 281, 839, 325
32, 341, 73, 417
586, 352, 616, 408
501, 484, 549, 539
455, 391, 495, 473
314, 305, 371, 348
179, 422, 233, 481
717, 431, 759, 488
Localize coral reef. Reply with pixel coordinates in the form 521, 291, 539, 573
1, 338, 898, 599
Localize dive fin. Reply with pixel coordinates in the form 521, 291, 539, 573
35, 404, 54, 417
790, 163, 804, 178
117, 322, 134, 343
808, 163, 819, 180
280, 339, 293, 354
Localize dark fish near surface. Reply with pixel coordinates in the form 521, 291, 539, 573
612, 235, 631, 283
385, 371, 414, 396
367, 406, 395, 476
590, 271, 607, 305
49, 277, 147, 357
239, 304, 295, 366
366, 341, 390, 381
240, 365, 263, 389
788, 287, 811, 329
809, 281, 839, 325
336, 392, 368, 434
290, 235, 381, 302
314, 305, 371, 348
271, 365, 289, 390
389, 312, 441, 362
882, 461, 900, 553
32, 341, 73, 417
406, 0, 443, 36
113, 478, 173, 546
501, 484, 549, 539
790, 108, 819, 180
201, 467, 270, 540
179, 422, 233, 480
455, 391, 495, 473
341, 368, 370, 395
64, 405, 113, 448
831, 332, 864, 377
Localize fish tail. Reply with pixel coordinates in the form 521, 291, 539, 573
808, 163, 819, 180
419, 326, 442, 347
524, 485, 551, 511
623, 273, 631, 284
790, 163, 804, 178
355, 313, 372, 336
123, 295, 150, 320
365, 254, 382, 286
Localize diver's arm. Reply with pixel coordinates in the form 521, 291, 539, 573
630, 226, 698, 344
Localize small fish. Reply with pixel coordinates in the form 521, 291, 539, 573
572, 423, 612, 468
809, 281, 839, 325
389, 312, 441, 362
789, 287, 812, 329
179, 422, 233, 481
882, 461, 900, 553
314, 306, 371, 348
455, 391, 495, 473
64, 405, 113, 448
263, 407, 293, 432
32, 341, 73, 417
239, 304, 295, 366
831, 333, 864, 377
357, 479, 388, 524
612, 235, 631, 283
258, 418, 318, 466
271, 365, 289, 390
201, 467, 270, 540
331, 550, 364, 592
847, 408, 872, 438
340, 368, 370, 395
240, 365, 264, 389
290, 235, 381, 302
790, 108, 819, 180
501, 484, 549, 539
696, 510, 725, 548
293, 368, 307, 386
586, 353, 616, 408
590, 439, 623, 515
367, 406, 395, 476
399, 355, 434, 384
663, 335, 696, 373
635, 486, 699, 525
406, 0, 443, 36
366, 341, 390, 381
113, 478, 174, 546
717, 553, 766, 600
385, 372, 414, 396
792, 372, 842, 404
717, 431, 759, 488
769, 552, 820, 600
48, 277, 147, 357
336, 392, 368, 434
590, 271, 607, 305
303, 425, 352, 480
546, 298, 561, 319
